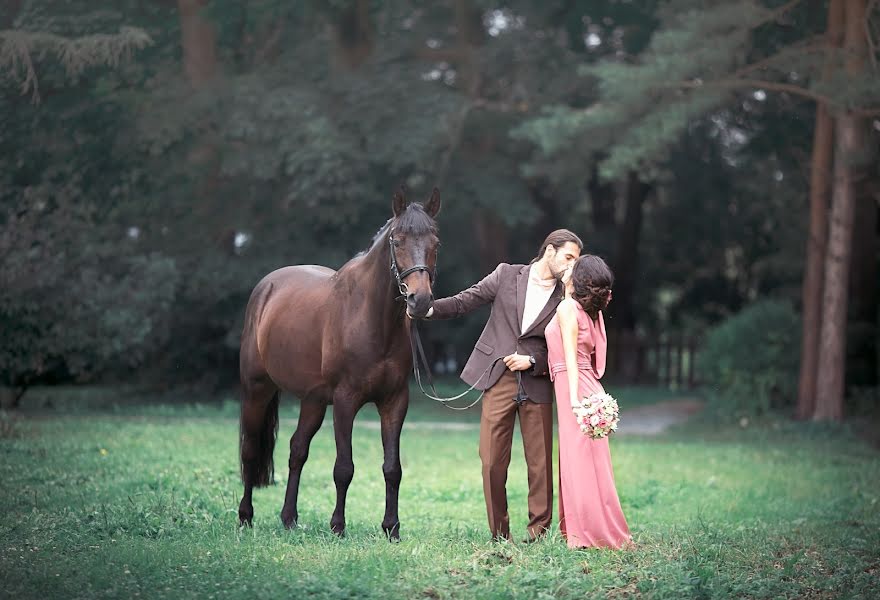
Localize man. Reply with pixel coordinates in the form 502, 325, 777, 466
418, 229, 582, 542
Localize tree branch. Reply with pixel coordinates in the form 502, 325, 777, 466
414, 45, 470, 65
1, 27, 152, 103
675, 77, 880, 116
732, 36, 827, 78
677, 77, 833, 104
755, 0, 806, 28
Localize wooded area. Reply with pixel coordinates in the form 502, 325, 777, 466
1, 0, 878, 422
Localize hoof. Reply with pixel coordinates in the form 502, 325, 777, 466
330, 521, 346, 537
383, 521, 401, 542
238, 506, 254, 528
280, 510, 298, 530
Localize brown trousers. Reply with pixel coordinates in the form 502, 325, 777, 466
479, 370, 554, 540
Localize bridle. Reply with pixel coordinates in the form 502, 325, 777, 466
388, 226, 524, 411
388, 227, 437, 299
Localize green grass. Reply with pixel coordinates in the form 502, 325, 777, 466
1, 395, 878, 599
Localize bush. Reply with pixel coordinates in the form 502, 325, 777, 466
0, 195, 180, 398
698, 300, 801, 418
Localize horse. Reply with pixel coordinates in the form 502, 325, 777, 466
237, 186, 441, 541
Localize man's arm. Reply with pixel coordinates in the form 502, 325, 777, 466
428, 263, 506, 320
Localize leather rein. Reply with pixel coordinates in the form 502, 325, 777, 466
389, 229, 529, 410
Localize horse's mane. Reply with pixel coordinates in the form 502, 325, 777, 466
357, 203, 438, 258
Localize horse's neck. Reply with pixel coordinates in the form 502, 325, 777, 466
339, 236, 406, 343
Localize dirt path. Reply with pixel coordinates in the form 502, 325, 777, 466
16, 399, 705, 436
350, 398, 705, 435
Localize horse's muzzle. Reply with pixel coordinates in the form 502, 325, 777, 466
406, 292, 433, 319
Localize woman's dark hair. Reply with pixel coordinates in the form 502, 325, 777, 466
571, 254, 614, 319
531, 229, 584, 264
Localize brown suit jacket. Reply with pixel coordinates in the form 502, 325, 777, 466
430, 263, 564, 404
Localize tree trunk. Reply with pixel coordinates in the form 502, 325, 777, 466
847, 170, 879, 387
585, 162, 618, 258
0, 0, 24, 29
419, 0, 485, 185
587, 162, 616, 231
473, 210, 509, 274
0, 386, 25, 410
796, 105, 833, 418
333, 0, 373, 69
527, 178, 563, 236
814, 0, 868, 421
797, 0, 843, 419
610, 172, 650, 382
177, 0, 218, 87
177, 0, 227, 252
613, 171, 650, 333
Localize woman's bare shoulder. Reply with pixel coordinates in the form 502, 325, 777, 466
556, 297, 579, 318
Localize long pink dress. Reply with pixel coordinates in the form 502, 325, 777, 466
545, 305, 631, 549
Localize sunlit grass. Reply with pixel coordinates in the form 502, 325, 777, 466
1, 400, 877, 599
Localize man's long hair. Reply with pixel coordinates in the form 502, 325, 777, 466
530, 229, 584, 264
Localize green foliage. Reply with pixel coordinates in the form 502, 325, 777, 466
0, 7, 151, 102
0, 194, 180, 387
515, 0, 880, 182
1, 0, 875, 391
698, 300, 801, 418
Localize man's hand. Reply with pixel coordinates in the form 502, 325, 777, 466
503, 353, 532, 372
407, 306, 434, 319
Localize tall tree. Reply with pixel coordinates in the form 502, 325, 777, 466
178, 0, 217, 86
517, 0, 880, 410
796, 0, 844, 420
814, 0, 871, 421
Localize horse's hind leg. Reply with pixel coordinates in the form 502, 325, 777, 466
280, 399, 327, 529
238, 378, 280, 527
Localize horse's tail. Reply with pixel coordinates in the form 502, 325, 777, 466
240, 389, 280, 487
239, 276, 280, 487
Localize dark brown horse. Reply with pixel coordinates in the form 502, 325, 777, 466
237, 187, 441, 541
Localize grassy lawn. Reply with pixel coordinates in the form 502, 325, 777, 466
1, 392, 878, 599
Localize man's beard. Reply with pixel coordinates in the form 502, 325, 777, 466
549, 261, 567, 281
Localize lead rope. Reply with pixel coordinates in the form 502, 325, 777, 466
409, 320, 529, 410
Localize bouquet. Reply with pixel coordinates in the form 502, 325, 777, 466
572, 392, 619, 439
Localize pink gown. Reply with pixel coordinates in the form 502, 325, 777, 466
545, 305, 631, 549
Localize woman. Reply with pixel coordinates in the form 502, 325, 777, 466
545, 254, 631, 549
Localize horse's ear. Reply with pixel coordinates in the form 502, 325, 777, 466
424, 187, 441, 218
392, 185, 407, 217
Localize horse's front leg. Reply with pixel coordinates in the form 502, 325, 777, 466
330, 393, 358, 536
377, 389, 409, 542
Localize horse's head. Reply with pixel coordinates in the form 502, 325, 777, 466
390, 185, 441, 319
